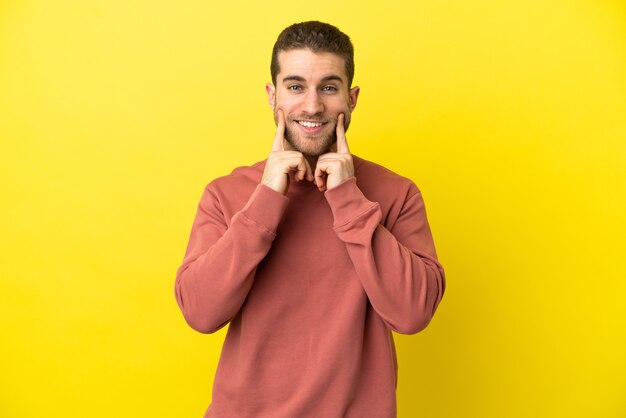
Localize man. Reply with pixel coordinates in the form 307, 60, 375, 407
175, 21, 445, 418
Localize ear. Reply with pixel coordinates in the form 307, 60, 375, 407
348, 86, 360, 111
266, 83, 276, 108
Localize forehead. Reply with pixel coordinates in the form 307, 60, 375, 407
276, 49, 347, 83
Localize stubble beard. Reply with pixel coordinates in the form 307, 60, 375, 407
284, 123, 337, 157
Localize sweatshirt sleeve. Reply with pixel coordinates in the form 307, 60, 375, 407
324, 177, 446, 335
175, 183, 289, 334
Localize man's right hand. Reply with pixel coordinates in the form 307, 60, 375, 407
261, 110, 314, 195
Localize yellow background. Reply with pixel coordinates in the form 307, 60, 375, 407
1, 0, 625, 417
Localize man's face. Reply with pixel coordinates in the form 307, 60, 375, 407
266, 49, 360, 156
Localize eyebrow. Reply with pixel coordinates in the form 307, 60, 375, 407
281, 75, 344, 84
321, 75, 344, 83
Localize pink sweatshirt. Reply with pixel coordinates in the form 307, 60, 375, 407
175, 155, 445, 418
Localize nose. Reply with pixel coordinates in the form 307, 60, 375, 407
303, 90, 324, 115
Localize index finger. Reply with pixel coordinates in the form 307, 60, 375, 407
336, 113, 349, 154
272, 109, 286, 152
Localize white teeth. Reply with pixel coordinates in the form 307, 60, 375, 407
298, 121, 323, 128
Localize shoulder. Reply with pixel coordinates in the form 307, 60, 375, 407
205, 160, 266, 193
198, 160, 266, 215
353, 155, 420, 199
352, 155, 424, 226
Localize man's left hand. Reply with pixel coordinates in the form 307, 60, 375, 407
315, 113, 354, 192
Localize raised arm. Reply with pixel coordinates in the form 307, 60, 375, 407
315, 115, 445, 334
175, 109, 315, 333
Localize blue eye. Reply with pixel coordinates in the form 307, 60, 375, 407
322, 85, 338, 92
288, 85, 302, 91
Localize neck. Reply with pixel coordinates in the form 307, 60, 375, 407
305, 155, 318, 170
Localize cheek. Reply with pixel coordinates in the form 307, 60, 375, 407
274, 95, 298, 110
331, 102, 352, 120
343, 113, 352, 131
333, 97, 353, 113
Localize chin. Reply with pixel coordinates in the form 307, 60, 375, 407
292, 139, 335, 157
285, 129, 336, 157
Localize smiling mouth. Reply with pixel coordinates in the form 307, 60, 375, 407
296, 120, 325, 128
